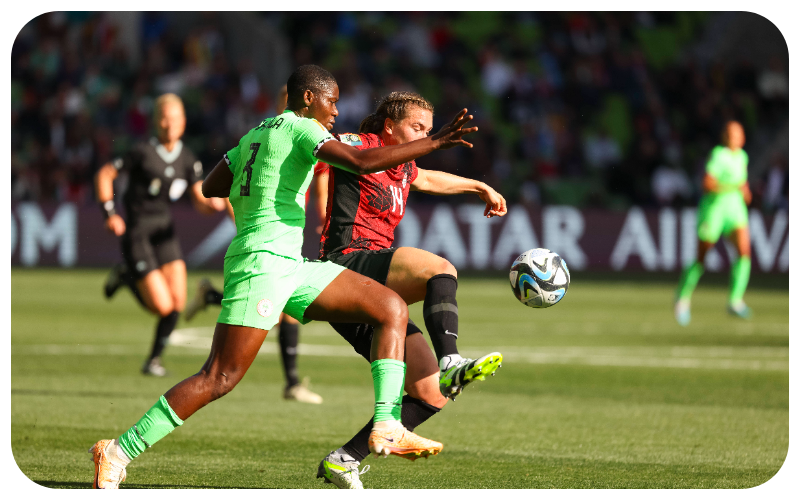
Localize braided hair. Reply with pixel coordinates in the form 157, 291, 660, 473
359, 91, 434, 134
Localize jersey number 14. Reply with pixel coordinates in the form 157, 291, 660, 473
241, 143, 261, 196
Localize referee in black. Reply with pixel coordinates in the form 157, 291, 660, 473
94, 93, 228, 376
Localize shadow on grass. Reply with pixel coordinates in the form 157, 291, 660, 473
12, 389, 128, 399
35, 480, 243, 489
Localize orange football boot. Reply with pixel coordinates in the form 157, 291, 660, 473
88, 439, 127, 489
368, 425, 443, 461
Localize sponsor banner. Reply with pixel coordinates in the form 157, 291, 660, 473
10, 203, 789, 273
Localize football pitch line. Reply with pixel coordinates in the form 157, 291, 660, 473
12, 327, 789, 372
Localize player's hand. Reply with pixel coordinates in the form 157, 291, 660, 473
741, 183, 752, 205
105, 214, 126, 236
478, 185, 507, 218
208, 197, 228, 212
431, 109, 479, 150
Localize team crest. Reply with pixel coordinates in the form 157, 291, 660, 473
338, 133, 362, 146
257, 299, 273, 317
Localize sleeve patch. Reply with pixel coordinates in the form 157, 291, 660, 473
223, 153, 231, 165
313, 137, 334, 157
338, 133, 363, 146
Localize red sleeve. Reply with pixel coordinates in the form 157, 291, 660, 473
358, 133, 383, 150
314, 162, 329, 176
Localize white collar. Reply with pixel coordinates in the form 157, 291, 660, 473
150, 137, 183, 164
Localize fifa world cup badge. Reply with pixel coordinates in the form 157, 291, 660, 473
257, 299, 273, 317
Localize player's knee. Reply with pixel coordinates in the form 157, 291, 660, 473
376, 292, 408, 328
154, 301, 174, 317
406, 383, 447, 410
437, 259, 457, 279
738, 240, 752, 257
421, 258, 457, 281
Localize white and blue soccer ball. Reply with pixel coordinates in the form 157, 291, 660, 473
509, 248, 570, 308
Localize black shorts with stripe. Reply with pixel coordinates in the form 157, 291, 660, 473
324, 248, 422, 361
121, 218, 183, 280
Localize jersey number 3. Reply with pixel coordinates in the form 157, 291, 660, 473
241, 143, 261, 196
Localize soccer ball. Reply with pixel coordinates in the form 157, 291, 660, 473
509, 248, 570, 308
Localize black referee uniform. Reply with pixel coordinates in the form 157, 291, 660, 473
112, 138, 203, 279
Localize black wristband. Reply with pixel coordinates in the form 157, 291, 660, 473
101, 200, 117, 219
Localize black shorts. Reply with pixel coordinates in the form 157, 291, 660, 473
121, 220, 183, 280
324, 248, 421, 361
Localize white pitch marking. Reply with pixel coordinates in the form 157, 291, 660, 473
11, 329, 788, 371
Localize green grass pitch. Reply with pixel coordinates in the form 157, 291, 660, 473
11, 268, 788, 489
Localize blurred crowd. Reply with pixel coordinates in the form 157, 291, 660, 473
11, 12, 789, 212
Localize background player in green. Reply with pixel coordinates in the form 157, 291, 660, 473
675, 120, 753, 326
88, 65, 481, 488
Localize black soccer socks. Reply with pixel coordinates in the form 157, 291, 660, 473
279, 321, 300, 388
341, 395, 442, 462
422, 273, 460, 361
149, 311, 179, 361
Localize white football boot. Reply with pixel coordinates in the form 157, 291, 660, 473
316, 450, 369, 489
284, 377, 323, 404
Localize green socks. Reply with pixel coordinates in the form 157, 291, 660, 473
677, 256, 750, 305
118, 395, 184, 460
730, 256, 751, 305
371, 359, 406, 423
676, 261, 704, 302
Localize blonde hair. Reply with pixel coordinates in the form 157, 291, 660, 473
359, 91, 434, 134
153, 93, 185, 124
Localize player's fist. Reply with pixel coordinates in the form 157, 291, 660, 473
741, 183, 752, 205
208, 197, 228, 212
478, 185, 507, 218
105, 214, 126, 236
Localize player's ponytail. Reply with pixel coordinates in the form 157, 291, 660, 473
358, 113, 384, 135
359, 91, 434, 135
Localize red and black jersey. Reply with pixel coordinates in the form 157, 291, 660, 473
318, 132, 418, 259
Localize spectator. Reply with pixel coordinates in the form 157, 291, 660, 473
651, 164, 693, 207
9, 12, 789, 210
480, 46, 514, 97
583, 129, 622, 170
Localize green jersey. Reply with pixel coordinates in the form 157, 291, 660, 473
223, 110, 333, 260
697, 144, 749, 241
705, 145, 748, 193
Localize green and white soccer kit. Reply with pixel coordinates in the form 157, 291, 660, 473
696, 145, 749, 243
217, 110, 345, 331
675, 143, 752, 321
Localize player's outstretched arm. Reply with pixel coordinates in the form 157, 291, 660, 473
316, 109, 478, 175
412, 169, 507, 218
202, 159, 234, 198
